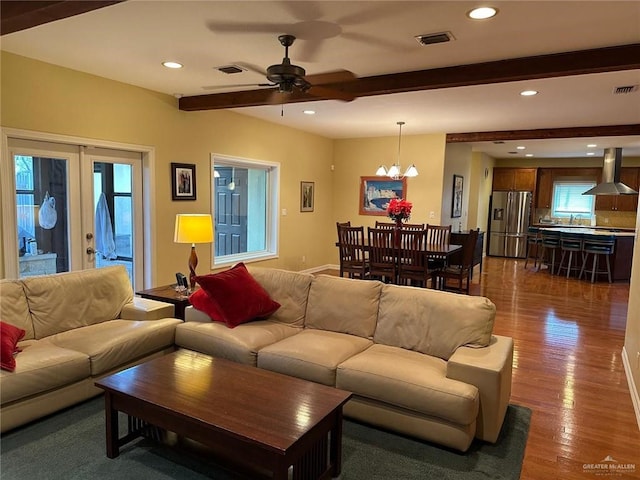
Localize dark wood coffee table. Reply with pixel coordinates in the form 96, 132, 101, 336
95, 350, 352, 480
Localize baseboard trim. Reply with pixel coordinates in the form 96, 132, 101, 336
300, 264, 338, 274
622, 346, 640, 430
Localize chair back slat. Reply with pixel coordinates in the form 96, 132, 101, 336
426, 224, 452, 246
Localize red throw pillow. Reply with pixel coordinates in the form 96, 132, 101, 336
1, 321, 26, 372
192, 263, 280, 328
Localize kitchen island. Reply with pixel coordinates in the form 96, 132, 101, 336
537, 227, 636, 281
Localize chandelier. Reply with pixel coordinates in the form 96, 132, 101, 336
376, 121, 419, 180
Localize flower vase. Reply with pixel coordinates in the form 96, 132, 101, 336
394, 218, 403, 247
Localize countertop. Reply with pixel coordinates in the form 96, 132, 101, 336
533, 223, 636, 232
537, 226, 636, 237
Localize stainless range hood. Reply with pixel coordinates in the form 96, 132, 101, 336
582, 147, 639, 196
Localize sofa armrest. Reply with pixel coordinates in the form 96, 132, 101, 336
184, 305, 211, 322
446, 334, 513, 443
120, 297, 176, 321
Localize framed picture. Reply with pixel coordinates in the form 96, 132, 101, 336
171, 163, 196, 201
452, 174, 464, 218
300, 181, 315, 212
359, 176, 407, 216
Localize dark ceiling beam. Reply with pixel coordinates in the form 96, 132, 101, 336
1, 1, 124, 36
179, 43, 640, 111
446, 125, 640, 143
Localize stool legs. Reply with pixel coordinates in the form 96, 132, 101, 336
579, 253, 613, 283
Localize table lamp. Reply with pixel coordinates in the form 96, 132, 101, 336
174, 214, 214, 290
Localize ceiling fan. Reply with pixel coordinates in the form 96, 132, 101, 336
204, 34, 356, 103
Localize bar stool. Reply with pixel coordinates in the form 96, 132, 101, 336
579, 234, 615, 283
539, 230, 561, 274
524, 227, 542, 269
556, 232, 584, 278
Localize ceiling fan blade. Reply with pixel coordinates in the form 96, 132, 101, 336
305, 70, 357, 85
202, 83, 274, 91
234, 62, 269, 77
308, 84, 355, 102
206, 20, 291, 34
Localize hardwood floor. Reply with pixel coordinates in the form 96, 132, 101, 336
322, 256, 640, 479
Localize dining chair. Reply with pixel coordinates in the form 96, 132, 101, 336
374, 221, 396, 229
396, 229, 429, 287
431, 228, 479, 294
367, 227, 397, 283
337, 224, 369, 279
400, 223, 425, 231
426, 224, 452, 271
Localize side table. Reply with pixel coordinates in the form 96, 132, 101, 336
136, 284, 192, 320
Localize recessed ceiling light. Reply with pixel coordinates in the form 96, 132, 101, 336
520, 90, 538, 96
587, 152, 596, 156
587, 144, 597, 148
516, 146, 526, 150
303, 110, 316, 115
525, 153, 533, 157
162, 61, 183, 69
467, 7, 498, 19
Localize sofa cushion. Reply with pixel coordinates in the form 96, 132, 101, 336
305, 275, 382, 338
337, 344, 479, 426
0, 280, 34, 340
176, 320, 301, 366
194, 263, 281, 328
247, 266, 313, 327
46, 318, 181, 375
0, 340, 90, 405
22, 266, 134, 339
374, 284, 495, 360
1, 322, 26, 372
258, 329, 373, 386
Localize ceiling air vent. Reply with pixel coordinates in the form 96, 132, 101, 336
216, 65, 246, 74
613, 85, 638, 95
415, 31, 455, 46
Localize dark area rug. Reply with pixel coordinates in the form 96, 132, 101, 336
1, 397, 530, 479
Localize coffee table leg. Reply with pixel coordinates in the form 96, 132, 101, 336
330, 408, 344, 477
104, 392, 120, 458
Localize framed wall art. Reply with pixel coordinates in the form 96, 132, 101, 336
171, 163, 196, 201
452, 174, 463, 218
300, 181, 315, 212
359, 176, 407, 216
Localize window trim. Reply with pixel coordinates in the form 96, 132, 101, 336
210, 153, 280, 268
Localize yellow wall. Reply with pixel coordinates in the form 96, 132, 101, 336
332, 132, 447, 231
0, 52, 335, 284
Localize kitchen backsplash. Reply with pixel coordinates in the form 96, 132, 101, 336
534, 208, 637, 229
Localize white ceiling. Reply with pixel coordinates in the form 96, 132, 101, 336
2, 0, 640, 159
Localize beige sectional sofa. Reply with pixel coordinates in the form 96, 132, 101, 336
176, 267, 513, 452
0, 266, 181, 433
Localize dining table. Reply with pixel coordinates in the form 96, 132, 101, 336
335, 240, 463, 285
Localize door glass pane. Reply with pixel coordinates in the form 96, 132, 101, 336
15, 155, 68, 277
93, 162, 133, 282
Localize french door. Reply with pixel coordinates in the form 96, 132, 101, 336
4, 138, 143, 288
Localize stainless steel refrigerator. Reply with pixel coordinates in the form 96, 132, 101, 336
488, 191, 532, 258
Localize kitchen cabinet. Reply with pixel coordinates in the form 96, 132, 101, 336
595, 167, 639, 212
536, 168, 553, 208
492, 168, 536, 192
612, 236, 635, 281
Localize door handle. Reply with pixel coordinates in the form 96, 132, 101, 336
86, 247, 96, 255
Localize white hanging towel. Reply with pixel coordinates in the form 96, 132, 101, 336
95, 192, 117, 260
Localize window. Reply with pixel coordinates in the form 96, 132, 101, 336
551, 181, 596, 218
211, 154, 279, 266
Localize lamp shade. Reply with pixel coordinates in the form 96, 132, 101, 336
174, 214, 213, 244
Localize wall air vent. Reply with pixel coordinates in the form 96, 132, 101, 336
216, 65, 247, 74
613, 85, 638, 94
415, 31, 455, 46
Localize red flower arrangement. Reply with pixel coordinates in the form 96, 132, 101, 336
387, 198, 413, 222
